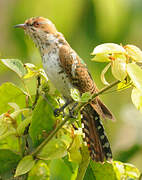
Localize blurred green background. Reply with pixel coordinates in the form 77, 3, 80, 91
0, 0, 142, 172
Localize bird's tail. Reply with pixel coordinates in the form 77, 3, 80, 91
81, 103, 112, 162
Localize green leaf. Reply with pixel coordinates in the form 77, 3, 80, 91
17, 116, 32, 136
90, 161, 117, 180
80, 92, 92, 103
124, 163, 140, 179
0, 130, 16, 141
70, 88, 81, 102
131, 88, 142, 112
127, 63, 142, 93
87, 160, 140, 180
91, 54, 111, 62
50, 159, 75, 180
39, 69, 48, 81
28, 160, 50, 180
0, 135, 19, 153
84, 164, 96, 180
117, 80, 131, 91
15, 155, 35, 177
37, 131, 72, 160
113, 161, 140, 179
111, 55, 127, 81
10, 108, 30, 120
0, 149, 20, 175
0, 82, 26, 114
76, 145, 90, 180
24, 63, 48, 81
68, 135, 82, 163
23, 63, 38, 79
1, 59, 26, 77
29, 96, 57, 146
124, 44, 142, 62
8, 102, 20, 111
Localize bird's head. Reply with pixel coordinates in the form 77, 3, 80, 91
15, 17, 58, 35
15, 17, 58, 49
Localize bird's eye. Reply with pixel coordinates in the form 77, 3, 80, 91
33, 21, 40, 27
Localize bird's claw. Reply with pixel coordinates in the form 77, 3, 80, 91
54, 108, 61, 117
69, 109, 77, 119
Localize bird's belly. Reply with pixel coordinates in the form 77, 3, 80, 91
42, 50, 73, 99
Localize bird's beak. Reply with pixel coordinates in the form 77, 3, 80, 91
14, 24, 26, 29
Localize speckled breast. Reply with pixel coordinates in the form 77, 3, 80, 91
42, 47, 74, 100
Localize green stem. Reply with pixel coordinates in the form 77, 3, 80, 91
31, 115, 71, 156
91, 80, 120, 100
21, 79, 33, 104
31, 80, 120, 157
18, 136, 22, 157
32, 76, 41, 110
76, 145, 90, 180
79, 80, 120, 110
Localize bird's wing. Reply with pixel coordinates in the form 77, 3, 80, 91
59, 44, 115, 121
59, 44, 95, 94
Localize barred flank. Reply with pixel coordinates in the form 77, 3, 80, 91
81, 104, 112, 162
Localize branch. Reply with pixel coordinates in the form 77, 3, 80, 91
32, 76, 41, 110
31, 80, 120, 157
31, 114, 71, 156
78, 80, 120, 110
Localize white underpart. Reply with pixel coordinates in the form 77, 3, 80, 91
71, 52, 78, 77
42, 36, 74, 100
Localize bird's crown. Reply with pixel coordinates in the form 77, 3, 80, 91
15, 17, 58, 35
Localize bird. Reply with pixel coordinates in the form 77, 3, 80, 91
15, 17, 114, 162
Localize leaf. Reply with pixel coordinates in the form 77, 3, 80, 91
101, 63, 111, 85
28, 160, 50, 180
117, 80, 131, 91
124, 44, 142, 62
127, 63, 142, 93
124, 163, 140, 179
90, 161, 117, 180
10, 108, 30, 120
29, 96, 58, 146
70, 88, 81, 102
113, 161, 140, 179
37, 133, 72, 160
0, 149, 20, 175
68, 135, 82, 163
8, 102, 20, 111
92, 43, 126, 62
0, 130, 16, 141
23, 63, 38, 79
39, 69, 48, 81
76, 145, 90, 180
111, 55, 127, 81
131, 88, 142, 112
24, 63, 48, 81
50, 159, 75, 180
91, 54, 111, 62
88, 160, 140, 180
84, 164, 96, 180
17, 116, 32, 136
15, 155, 35, 177
0, 82, 26, 114
1, 59, 26, 77
80, 92, 92, 102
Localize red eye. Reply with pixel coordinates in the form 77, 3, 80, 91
33, 21, 40, 27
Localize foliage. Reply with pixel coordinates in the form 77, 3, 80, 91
0, 46, 142, 180
92, 43, 142, 112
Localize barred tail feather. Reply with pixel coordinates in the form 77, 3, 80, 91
81, 103, 112, 162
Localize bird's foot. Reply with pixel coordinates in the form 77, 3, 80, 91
53, 100, 71, 117
69, 102, 78, 118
